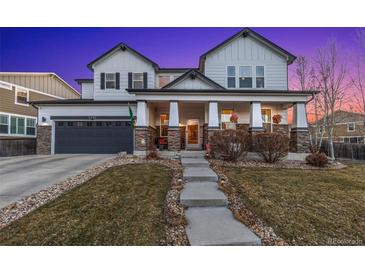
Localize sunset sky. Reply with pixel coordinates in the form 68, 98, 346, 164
0, 26, 364, 122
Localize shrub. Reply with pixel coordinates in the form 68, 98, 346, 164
253, 132, 289, 163
209, 130, 250, 162
306, 152, 328, 167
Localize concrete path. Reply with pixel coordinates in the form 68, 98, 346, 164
180, 154, 261, 246
0, 154, 113, 209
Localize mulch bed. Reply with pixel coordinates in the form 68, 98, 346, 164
0, 154, 189, 246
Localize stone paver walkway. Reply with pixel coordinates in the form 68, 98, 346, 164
180, 154, 261, 246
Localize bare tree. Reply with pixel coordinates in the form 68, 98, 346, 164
314, 41, 348, 160
351, 62, 365, 114
294, 56, 324, 151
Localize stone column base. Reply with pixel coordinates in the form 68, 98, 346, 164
168, 128, 181, 151
290, 128, 310, 153
249, 128, 264, 152
135, 127, 149, 152
207, 128, 219, 143
36, 125, 52, 155
272, 124, 289, 136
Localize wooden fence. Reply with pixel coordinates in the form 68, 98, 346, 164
321, 140, 365, 160
0, 139, 36, 157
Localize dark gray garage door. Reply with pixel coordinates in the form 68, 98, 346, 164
55, 121, 133, 154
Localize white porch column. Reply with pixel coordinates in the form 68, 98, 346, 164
168, 101, 179, 128
249, 101, 263, 131
292, 102, 308, 129
136, 100, 148, 127
208, 101, 219, 129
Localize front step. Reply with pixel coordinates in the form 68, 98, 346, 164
186, 207, 261, 246
181, 157, 209, 168
180, 151, 206, 158
181, 182, 227, 207
183, 167, 218, 183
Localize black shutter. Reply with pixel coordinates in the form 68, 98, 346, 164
128, 72, 132, 89
143, 72, 148, 88
100, 73, 105, 89
115, 72, 120, 89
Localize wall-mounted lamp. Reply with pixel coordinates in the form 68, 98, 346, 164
42, 117, 47, 122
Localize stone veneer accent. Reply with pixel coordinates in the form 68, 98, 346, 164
249, 129, 264, 152
134, 126, 157, 152
273, 124, 289, 136
36, 125, 52, 155
290, 128, 311, 153
203, 123, 208, 148
168, 128, 181, 151
236, 123, 249, 132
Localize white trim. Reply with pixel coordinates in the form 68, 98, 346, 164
0, 72, 79, 96
14, 86, 30, 107
0, 111, 37, 137
0, 80, 64, 100
347, 122, 356, 132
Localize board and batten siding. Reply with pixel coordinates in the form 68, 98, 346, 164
0, 74, 79, 99
80, 83, 94, 99
169, 78, 214, 89
93, 50, 155, 100
204, 35, 288, 90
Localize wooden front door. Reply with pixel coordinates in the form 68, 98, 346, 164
186, 119, 200, 150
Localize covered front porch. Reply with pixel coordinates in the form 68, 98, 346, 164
133, 92, 311, 155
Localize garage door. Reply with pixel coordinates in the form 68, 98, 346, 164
55, 121, 133, 154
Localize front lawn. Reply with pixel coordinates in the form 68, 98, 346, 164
0, 164, 172, 245
222, 164, 365, 245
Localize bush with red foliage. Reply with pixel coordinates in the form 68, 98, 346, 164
253, 132, 289, 163
305, 152, 328, 167
272, 114, 282, 124
209, 130, 250, 162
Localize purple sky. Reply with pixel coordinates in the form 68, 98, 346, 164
0, 27, 363, 91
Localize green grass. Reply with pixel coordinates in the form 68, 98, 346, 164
0, 164, 172, 245
223, 164, 365, 245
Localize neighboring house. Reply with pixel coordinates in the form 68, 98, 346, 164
32, 28, 314, 155
310, 110, 365, 144
0, 72, 80, 141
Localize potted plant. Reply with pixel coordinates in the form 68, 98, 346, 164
230, 113, 239, 123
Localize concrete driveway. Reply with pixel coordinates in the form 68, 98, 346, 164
0, 154, 114, 209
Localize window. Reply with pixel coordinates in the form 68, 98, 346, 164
261, 109, 271, 123
160, 114, 169, 137
0, 114, 9, 134
158, 76, 171, 88
105, 73, 116, 89
221, 109, 235, 129
347, 122, 355, 132
67, 122, 74, 127
26, 118, 36, 136
15, 87, 29, 105
10, 116, 25, 135
256, 66, 265, 88
133, 73, 144, 89
227, 66, 236, 88
239, 66, 252, 88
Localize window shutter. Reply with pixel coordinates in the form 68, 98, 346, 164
100, 73, 105, 89
128, 72, 132, 89
116, 72, 120, 89
143, 72, 148, 88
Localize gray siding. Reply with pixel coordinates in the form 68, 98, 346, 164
80, 82, 94, 99
204, 35, 288, 90
93, 50, 155, 100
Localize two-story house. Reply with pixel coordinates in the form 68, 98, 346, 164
0, 72, 79, 142
32, 28, 314, 156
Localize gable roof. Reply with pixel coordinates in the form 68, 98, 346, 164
314, 110, 365, 125
162, 69, 225, 89
0, 72, 80, 97
87, 43, 159, 71
199, 28, 297, 71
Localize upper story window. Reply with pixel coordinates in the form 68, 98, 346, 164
256, 66, 265, 88
227, 66, 236, 88
158, 76, 171, 88
132, 73, 144, 89
105, 73, 116, 89
15, 87, 29, 106
239, 66, 253, 88
347, 122, 355, 132
0, 114, 9, 134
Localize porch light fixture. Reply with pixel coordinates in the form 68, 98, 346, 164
42, 117, 46, 122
